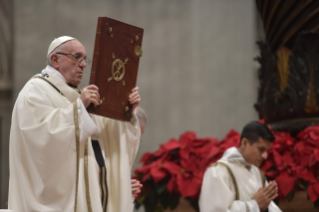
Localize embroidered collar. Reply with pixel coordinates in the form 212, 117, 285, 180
222, 147, 252, 170
41, 65, 81, 94
41, 65, 66, 83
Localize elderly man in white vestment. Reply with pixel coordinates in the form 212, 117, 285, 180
199, 121, 282, 212
8, 36, 142, 212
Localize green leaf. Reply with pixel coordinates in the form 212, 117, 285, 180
168, 193, 180, 210
136, 194, 146, 205
286, 190, 295, 202
156, 181, 167, 195
143, 189, 159, 212
297, 179, 309, 191
158, 189, 180, 210
314, 198, 319, 208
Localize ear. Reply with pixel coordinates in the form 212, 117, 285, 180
50, 54, 59, 69
241, 138, 249, 148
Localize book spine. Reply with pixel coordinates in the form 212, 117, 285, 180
89, 17, 103, 85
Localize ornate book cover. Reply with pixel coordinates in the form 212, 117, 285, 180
87, 17, 144, 121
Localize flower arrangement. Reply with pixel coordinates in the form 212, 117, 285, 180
134, 130, 240, 211
134, 125, 319, 212
260, 126, 319, 206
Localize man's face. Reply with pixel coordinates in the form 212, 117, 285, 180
52, 40, 87, 86
241, 137, 271, 167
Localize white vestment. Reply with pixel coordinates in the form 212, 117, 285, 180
8, 65, 141, 212
199, 147, 282, 212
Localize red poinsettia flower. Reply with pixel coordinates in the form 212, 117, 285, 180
260, 150, 279, 179
179, 131, 197, 162
296, 166, 319, 202
272, 150, 296, 198
135, 124, 319, 209
218, 130, 240, 152
297, 126, 319, 146
271, 131, 295, 153
135, 159, 168, 183
175, 167, 203, 198
295, 126, 319, 168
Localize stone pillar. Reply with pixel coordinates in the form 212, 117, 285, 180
0, 0, 14, 208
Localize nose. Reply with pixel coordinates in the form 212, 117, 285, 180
261, 151, 267, 160
79, 59, 87, 68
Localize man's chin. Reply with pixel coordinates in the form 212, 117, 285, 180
254, 161, 262, 167
74, 78, 82, 86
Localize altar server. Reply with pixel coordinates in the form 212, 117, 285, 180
199, 121, 282, 212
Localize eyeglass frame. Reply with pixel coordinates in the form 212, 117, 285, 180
55, 52, 91, 65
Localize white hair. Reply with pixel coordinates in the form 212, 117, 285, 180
46, 42, 67, 66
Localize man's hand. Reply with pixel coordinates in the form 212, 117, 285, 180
131, 179, 143, 198
80, 85, 100, 108
253, 181, 278, 211
129, 87, 141, 114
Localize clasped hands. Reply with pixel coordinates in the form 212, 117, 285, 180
253, 181, 278, 211
80, 85, 141, 114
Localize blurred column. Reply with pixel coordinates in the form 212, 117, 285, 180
0, 0, 14, 208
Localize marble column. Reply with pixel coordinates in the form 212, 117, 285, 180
0, 0, 14, 208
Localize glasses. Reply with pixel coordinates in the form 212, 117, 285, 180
56, 52, 91, 65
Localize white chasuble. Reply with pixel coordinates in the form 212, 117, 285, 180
199, 147, 282, 212
8, 66, 141, 212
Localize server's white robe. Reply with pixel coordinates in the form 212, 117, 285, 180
8, 65, 141, 212
199, 147, 282, 212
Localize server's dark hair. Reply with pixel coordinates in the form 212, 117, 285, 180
239, 121, 275, 146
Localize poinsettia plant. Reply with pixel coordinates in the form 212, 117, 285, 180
134, 125, 319, 212
133, 130, 240, 211
260, 126, 319, 207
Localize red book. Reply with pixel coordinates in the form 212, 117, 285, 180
88, 17, 144, 121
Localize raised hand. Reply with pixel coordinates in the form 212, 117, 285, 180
129, 87, 141, 115
80, 85, 100, 108
253, 181, 278, 211
131, 179, 143, 198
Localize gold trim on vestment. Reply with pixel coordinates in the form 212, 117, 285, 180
84, 139, 93, 212
73, 102, 80, 212
227, 160, 251, 171
259, 169, 266, 188
211, 160, 266, 211
99, 168, 102, 202
102, 167, 107, 212
33, 76, 65, 96
211, 162, 239, 201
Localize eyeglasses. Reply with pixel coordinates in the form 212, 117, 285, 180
56, 52, 91, 65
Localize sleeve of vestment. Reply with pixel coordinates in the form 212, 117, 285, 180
90, 111, 141, 169
199, 165, 260, 212
268, 201, 282, 212
88, 112, 141, 212
76, 98, 98, 142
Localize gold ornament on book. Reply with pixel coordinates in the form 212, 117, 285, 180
134, 46, 143, 57
108, 53, 129, 85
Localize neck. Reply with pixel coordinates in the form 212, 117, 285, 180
67, 83, 77, 88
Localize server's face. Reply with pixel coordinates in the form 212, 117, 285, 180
241, 137, 271, 167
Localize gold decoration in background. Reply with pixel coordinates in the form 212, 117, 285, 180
276, 47, 291, 91
305, 63, 319, 114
